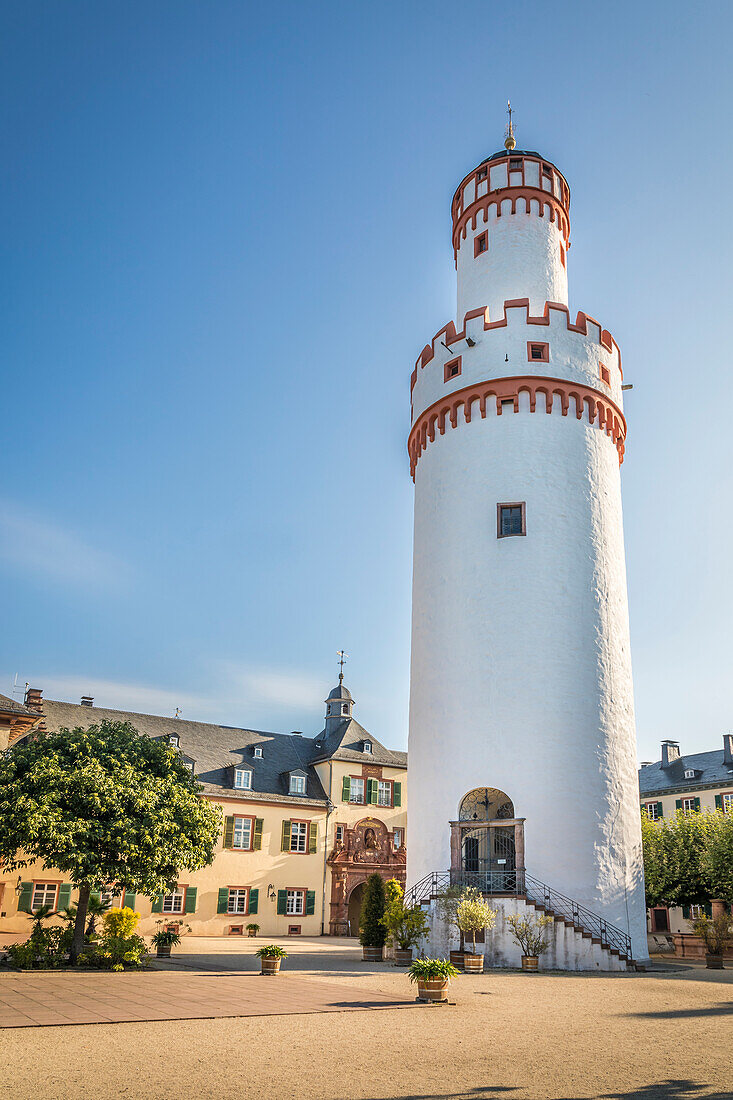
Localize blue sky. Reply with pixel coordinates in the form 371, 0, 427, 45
1, 0, 730, 762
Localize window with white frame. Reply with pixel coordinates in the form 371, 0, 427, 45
290, 821, 307, 852
234, 768, 252, 790
168, 734, 179, 746
232, 817, 252, 850
377, 780, 392, 807
393, 829, 403, 849
31, 883, 58, 911
645, 803, 660, 821
289, 774, 306, 795
363, 741, 372, 754
162, 886, 186, 914
99, 888, 115, 908
335, 824, 345, 843
723, 793, 733, 814
684, 769, 695, 779
689, 904, 704, 920
682, 798, 696, 814
350, 777, 365, 803
286, 889, 305, 915
253, 746, 263, 758
227, 887, 249, 914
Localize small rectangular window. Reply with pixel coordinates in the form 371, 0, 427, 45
335, 824, 345, 843
234, 768, 251, 789
600, 364, 610, 386
232, 817, 252, 850
444, 357, 462, 383
528, 342, 549, 363
682, 798, 696, 814
474, 232, 488, 257
645, 803, 659, 821
509, 158, 522, 170
377, 780, 392, 807
289, 774, 306, 795
684, 769, 695, 780
393, 829, 403, 849
253, 746, 263, 759
162, 887, 186, 914
541, 163, 552, 177
227, 887, 249, 914
497, 503, 526, 539
31, 883, 59, 912
286, 889, 304, 915
290, 821, 308, 852
350, 777, 365, 803
476, 167, 487, 181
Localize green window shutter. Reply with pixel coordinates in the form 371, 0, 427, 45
90, 890, 101, 906
122, 891, 137, 911
393, 782, 402, 807
57, 884, 72, 910
305, 890, 316, 916
675, 799, 682, 811
705, 902, 713, 918
656, 802, 663, 819
217, 887, 229, 914
277, 889, 287, 915
342, 776, 350, 802
18, 882, 33, 913
253, 818, 263, 851
281, 820, 291, 852
694, 797, 701, 812
308, 822, 318, 854
223, 816, 235, 849
715, 794, 723, 810
151, 894, 164, 913
682, 905, 690, 920
248, 888, 258, 915
367, 778, 378, 805
184, 887, 197, 914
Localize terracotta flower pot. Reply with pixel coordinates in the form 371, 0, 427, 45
521, 955, 539, 971
156, 945, 171, 958
705, 953, 724, 970
463, 952, 484, 973
362, 946, 384, 962
417, 979, 449, 1002
260, 956, 282, 975
449, 950, 464, 970
394, 948, 413, 966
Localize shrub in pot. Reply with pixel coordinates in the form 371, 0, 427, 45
359, 873, 387, 961
456, 887, 496, 973
506, 913, 554, 970
246, 923, 260, 938
408, 957, 459, 1002
255, 944, 288, 975
381, 879, 428, 965
151, 929, 181, 958
692, 912, 732, 969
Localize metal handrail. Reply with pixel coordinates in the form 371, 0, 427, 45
405, 868, 632, 960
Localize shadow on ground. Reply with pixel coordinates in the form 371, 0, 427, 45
368, 1082, 732, 1100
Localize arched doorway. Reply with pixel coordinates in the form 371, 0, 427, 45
455, 787, 519, 890
347, 882, 364, 937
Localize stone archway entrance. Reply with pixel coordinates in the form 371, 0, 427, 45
450, 787, 526, 893
347, 882, 364, 937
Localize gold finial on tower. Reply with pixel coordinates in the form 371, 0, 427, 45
504, 100, 516, 151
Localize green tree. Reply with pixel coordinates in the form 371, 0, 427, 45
359, 873, 387, 948
381, 878, 428, 951
0, 720, 221, 964
641, 807, 716, 909
703, 810, 733, 905
455, 886, 496, 955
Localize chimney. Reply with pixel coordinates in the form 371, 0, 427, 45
80, 696, 94, 707
24, 686, 43, 713
661, 740, 680, 768
723, 734, 733, 766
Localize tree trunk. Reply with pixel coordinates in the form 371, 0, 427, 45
70, 883, 90, 965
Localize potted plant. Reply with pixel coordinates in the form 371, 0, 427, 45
151, 928, 181, 959
436, 886, 465, 969
359, 873, 387, 961
456, 887, 496, 973
506, 913, 554, 970
255, 944, 288, 975
692, 912, 732, 969
381, 879, 429, 965
246, 923, 260, 938
408, 957, 459, 1002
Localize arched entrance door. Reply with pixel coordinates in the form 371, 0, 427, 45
347, 882, 364, 937
454, 787, 520, 891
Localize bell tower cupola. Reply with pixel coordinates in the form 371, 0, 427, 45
324, 650, 354, 731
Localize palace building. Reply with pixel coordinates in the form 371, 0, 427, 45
406, 115, 649, 969
0, 679, 406, 939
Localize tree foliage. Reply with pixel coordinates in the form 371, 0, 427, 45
381, 877, 428, 951
0, 720, 221, 960
359, 872, 387, 947
455, 886, 497, 954
641, 807, 730, 909
703, 812, 733, 906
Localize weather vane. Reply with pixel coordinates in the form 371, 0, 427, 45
336, 650, 348, 684
504, 100, 516, 151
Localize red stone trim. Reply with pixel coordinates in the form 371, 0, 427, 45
412, 299, 622, 391
474, 231, 488, 257
527, 341, 549, 363
454, 189, 570, 258
408, 374, 627, 479
444, 357, 462, 383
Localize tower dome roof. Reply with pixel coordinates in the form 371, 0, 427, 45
326, 682, 353, 702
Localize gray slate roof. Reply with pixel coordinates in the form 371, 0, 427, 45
41, 700, 329, 807
0, 693, 38, 718
312, 717, 407, 769
639, 749, 733, 796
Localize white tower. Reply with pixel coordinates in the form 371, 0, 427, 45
407, 120, 648, 965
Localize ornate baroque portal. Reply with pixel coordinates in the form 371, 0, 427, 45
327, 817, 406, 936
451, 787, 525, 891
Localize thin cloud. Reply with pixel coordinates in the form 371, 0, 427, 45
0, 500, 128, 591
34, 675, 209, 719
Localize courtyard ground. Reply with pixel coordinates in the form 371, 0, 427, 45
0, 937, 731, 1100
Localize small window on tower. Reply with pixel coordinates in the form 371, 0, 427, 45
497, 503, 526, 539
444, 358, 462, 383
599, 364, 610, 386
509, 158, 522, 170
476, 167, 488, 181
542, 163, 552, 178
527, 342, 549, 363
474, 232, 488, 257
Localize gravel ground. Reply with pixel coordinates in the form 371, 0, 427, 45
1, 940, 731, 1100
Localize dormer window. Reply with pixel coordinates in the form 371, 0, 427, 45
342, 704, 348, 715
363, 741, 372, 754
253, 746, 263, 759
684, 769, 695, 780
234, 768, 252, 790
168, 735, 179, 747
289, 774, 306, 795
